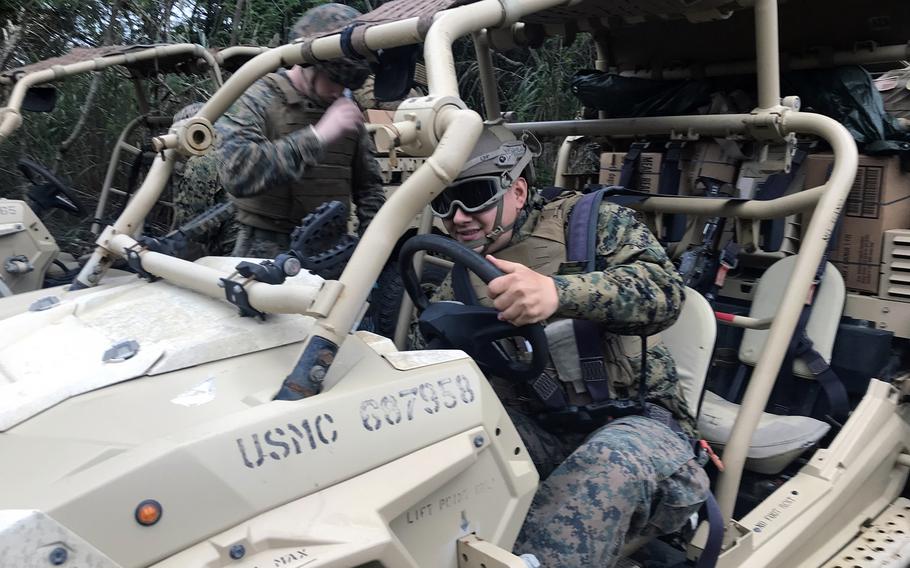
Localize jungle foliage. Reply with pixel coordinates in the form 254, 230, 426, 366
0, 0, 591, 253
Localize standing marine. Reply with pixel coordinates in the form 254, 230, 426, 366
215, 3, 385, 258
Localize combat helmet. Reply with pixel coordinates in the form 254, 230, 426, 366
172, 102, 204, 123
290, 3, 370, 89
430, 124, 541, 251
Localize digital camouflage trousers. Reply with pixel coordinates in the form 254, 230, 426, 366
510, 408, 710, 568
230, 224, 291, 259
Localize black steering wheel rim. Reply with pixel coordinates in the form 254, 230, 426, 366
17, 158, 86, 216
398, 234, 503, 311
398, 233, 549, 382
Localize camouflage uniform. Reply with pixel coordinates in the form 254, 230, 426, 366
173, 152, 223, 227
214, 4, 382, 258
214, 70, 384, 258
170, 103, 236, 258
412, 196, 709, 568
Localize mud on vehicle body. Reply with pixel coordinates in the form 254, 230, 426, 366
0, 1, 909, 567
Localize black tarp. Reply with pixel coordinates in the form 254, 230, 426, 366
572, 66, 910, 154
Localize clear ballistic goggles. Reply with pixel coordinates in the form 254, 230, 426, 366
430, 176, 508, 218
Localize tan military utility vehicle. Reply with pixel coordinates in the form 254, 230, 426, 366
0, 44, 268, 298
1, 1, 909, 567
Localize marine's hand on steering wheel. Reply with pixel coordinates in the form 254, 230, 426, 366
398, 234, 549, 382
486, 255, 560, 326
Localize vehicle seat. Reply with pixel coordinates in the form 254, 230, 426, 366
661, 286, 716, 417
696, 256, 843, 474
621, 287, 715, 559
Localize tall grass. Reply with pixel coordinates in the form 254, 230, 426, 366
456, 35, 595, 184
2, 6, 598, 253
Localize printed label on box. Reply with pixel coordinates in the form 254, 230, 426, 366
845, 165, 883, 219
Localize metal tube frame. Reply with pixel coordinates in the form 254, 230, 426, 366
106, 233, 319, 311
0, 44, 223, 142
715, 112, 857, 522
74, 149, 178, 288
755, 0, 781, 109
553, 135, 575, 190
473, 30, 502, 121
65, 0, 864, 551
92, 115, 173, 235
393, 205, 435, 349
715, 313, 774, 330
594, 36, 609, 120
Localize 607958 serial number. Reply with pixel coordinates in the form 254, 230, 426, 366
359, 375, 476, 432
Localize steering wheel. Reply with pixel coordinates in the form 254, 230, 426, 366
398, 234, 549, 382
17, 158, 86, 216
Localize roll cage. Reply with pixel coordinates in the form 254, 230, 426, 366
41, 0, 909, 564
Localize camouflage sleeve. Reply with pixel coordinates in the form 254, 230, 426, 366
215, 80, 326, 199
405, 272, 455, 350
350, 128, 386, 234
552, 203, 684, 336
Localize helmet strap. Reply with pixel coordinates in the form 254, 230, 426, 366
309, 71, 319, 99
457, 198, 515, 255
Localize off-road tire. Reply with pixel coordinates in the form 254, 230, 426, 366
369, 261, 449, 340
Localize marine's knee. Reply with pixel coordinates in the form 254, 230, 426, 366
648, 460, 710, 535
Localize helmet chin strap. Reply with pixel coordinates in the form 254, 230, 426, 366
454, 134, 540, 254
458, 198, 515, 255
300, 66, 331, 106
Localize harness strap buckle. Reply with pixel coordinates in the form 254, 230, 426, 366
699, 439, 725, 471
530, 371, 567, 410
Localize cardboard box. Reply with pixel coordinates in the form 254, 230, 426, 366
681, 141, 740, 194
364, 109, 394, 124
598, 151, 662, 191
804, 154, 910, 294
599, 151, 662, 173
598, 164, 621, 186
637, 174, 661, 193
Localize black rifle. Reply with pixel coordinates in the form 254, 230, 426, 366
676, 177, 730, 294
140, 201, 235, 257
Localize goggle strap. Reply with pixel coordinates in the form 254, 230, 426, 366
461, 150, 503, 172
501, 148, 535, 187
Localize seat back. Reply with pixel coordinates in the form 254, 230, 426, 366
660, 287, 717, 419
739, 256, 845, 377
695, 258, 841, 474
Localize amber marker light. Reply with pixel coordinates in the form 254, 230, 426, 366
135, 499, 163, 526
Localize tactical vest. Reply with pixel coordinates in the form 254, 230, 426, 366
454, 193, 661, 409
232, 72, 358, 233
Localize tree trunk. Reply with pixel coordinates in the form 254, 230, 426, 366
208, 0, 225, 45
229, 0, 245, 46
0, 9, 24, 71
52, 0, 121, 172
160, 0, 175, 42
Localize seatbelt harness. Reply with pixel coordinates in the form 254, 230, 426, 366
618, 142, 649, 190
755, 144, 810, 252
773, 255, 850, 424
677, 177, 729, 295
566, 188, 619, 403
658, 141, 687, 242
705, 241, 740, 305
